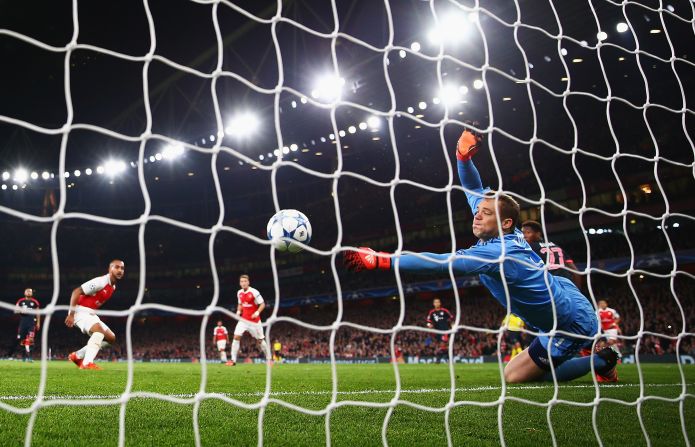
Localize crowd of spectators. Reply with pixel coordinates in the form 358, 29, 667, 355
3, 278, 692, 362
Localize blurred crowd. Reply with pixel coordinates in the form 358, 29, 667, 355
3, 278, 693, 362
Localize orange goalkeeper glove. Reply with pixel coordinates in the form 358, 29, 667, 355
344, 247, 391, 272
456, 129, 483, 161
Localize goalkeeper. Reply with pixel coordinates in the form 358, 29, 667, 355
345, 129, 619, 383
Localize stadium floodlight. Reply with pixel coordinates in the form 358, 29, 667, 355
311, 74, 345, 102
12, 184, 17, 190
74, 170, 81, 177
104, 160, 127, 177
85, 168, 92, 176
597, 31, 608, 41
155, 153, 163, 161
96, 166, 105, 174
225, 112, 260, 138
14, 168, 28, 183
41, 171, 50, 180
348, 126, 356, 134
616, 22, 629, 33
418, 101, 427, 110
410, 41, 421, 52
406, 107, 414, 113
1, 171, 9, 181
149, 156, 156, 163
338, 130, 346, 137
162, 144, 185, 160
1, 184, 5, 190
64, 172, 70, 178
428, 12, 472, 45
473, 79, 484, 89
367, 115, 380, 129
399, 49, 406, 58
560, 48, 568, 56
30, 171, 38, 180
358, 122, 368, 130
439, 84, 463, 105
459, 85, 469, 95
290, 143, 298, 151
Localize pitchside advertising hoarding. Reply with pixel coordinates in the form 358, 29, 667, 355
114, 355, 695, 364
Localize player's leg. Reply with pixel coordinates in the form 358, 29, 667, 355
81, 322, 115, 368
252, 324, 271, 362
230, 322, 246, 365
217, 340, 228, 362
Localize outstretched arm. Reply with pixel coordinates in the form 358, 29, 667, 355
345, 246, 500, 276
456, 130, 487, 214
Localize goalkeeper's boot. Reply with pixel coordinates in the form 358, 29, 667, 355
595, 345, 621, 383
225, 361, 235, 366
79, 362, 102, 370
68, 351, 83, 368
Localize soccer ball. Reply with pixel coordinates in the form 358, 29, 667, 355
266, 209, 312, 253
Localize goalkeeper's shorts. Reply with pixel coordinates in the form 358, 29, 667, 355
528, 294, 599, 371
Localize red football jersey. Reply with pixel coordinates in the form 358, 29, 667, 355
598, 307, 620, 330
213, 326, 228, 341
77, 274, 115, 310
237, 287, 264, 323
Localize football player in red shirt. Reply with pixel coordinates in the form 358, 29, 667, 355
212, 320, 230, 363
64, 260, 125, 370
228, 274, 270, 366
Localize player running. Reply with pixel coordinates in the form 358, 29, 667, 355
213, 320, 230, 363
228, 274, 271, 366
14, 288, 40, 362
65, 260, 125, 370
344, 129, 620, 383
597, 300, 621, 346
521, 220, 582, 289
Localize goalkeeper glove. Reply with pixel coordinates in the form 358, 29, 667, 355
344, 247, 391, 272
456, 129, 483, 161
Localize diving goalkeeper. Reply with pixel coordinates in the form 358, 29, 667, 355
344, 129, 619, 383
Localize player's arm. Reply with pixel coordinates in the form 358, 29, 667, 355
456, 129, 486, 214
426, 310, 433, 328
564, 258, 583, 289
251, 290, 265, 320
345, 244, 500, 276
64, 287, 84, 328
14, 298, 21, 314
34, 300, 41, 331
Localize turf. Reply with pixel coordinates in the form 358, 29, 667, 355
0, 360, 692, 446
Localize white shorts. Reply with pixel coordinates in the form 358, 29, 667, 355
74, 309, 111, 336
234, 320, 264, 340
216, 340, 227, 351
604, 328, 619, 341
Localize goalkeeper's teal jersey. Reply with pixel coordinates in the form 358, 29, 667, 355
395, 159, 593, 333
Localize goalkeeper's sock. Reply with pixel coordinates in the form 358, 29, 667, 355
82, 332, 104, 365
100, 341, 110, 349
221, 351, 228, 362
231, 340, 240, 363
76, 346, 88, 359
542, 355, 608, 382
260, 340, 270, 361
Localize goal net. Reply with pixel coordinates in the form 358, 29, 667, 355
0, 0, 693, 445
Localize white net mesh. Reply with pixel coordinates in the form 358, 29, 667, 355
0, 0, 694, 445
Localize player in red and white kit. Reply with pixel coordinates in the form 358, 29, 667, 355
212, 320, 230, 363
596, 299, 621, 382
64, 260, 125, 370
228, 274, 270, 366
597, 299, 621, 345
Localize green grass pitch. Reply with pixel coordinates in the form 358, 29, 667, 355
0, 360, 692, 446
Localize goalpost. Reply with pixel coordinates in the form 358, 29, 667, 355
0, 0, 693, 446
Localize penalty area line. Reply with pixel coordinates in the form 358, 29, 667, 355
0, 382, 691, 401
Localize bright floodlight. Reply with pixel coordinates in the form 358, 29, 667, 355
473, 79, 484, 89
616, 22, 629, 33
41, 171, 50, 180
74, 170, 81, 177
410, 42, 421, 52
359, 122, 368, 130
226, 112, 260, 138
85, 168, 92, 175
2, 172, 9, 181
399, 49, 406, 58
14, 168, 28, 183
162, 144, 185, 160
367, 116, 380, 129
311, 75, 345, 102
30, 171, 38, 180
104, 160, 127, 177
290, 143, 298, 151
348, 126, 356, 134
428, 12, 471, 45
597, 31, 608, 41
418, 101, 427, 110
438, 84, 463, 106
